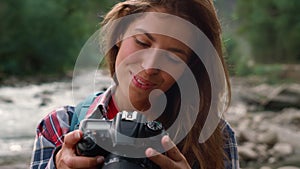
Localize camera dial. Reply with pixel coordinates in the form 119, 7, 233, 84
146, 121, 163, 131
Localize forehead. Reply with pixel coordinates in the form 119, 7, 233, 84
123, 12, 195, 45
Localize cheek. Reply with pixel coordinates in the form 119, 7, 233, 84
163, 65, 186, 80
115, 39, 138, 67
115, 48, 129, 68
160, 73, 176, 91
160, 66, 186, 91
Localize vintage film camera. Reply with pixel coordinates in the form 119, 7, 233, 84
76, 111, 167, 169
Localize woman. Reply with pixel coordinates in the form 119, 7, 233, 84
30, 0, 239, 169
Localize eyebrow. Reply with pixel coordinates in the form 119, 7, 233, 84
134, 28, 189, 57
135, 28, 156, 42
168, 47, 188, 58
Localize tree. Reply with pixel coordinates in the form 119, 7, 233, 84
0, 0, 118, 79
236, 0, 300, 63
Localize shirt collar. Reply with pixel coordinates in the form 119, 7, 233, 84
86, 85, 116, 119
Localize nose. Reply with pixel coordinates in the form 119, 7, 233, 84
144, 68, 159, 75
141, 49, 161, 75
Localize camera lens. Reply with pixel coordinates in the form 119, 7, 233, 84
102, 154, 145, 169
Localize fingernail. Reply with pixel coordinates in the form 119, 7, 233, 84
75, 131, 81, 139
163, 135, 173, 149
97, 156, 104, 163
146, 148, 153, 157
163, 135, 170, 143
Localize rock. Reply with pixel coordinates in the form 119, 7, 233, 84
0, 163, 28, 169
39, 97, 52, 107
271, 143, 293, 158
280, 64, 300, 82
243, 142, 256, 149
239, 129, 257, 143
238, 118, 259, 143
256, 144, 268, 159
0, 96, 13, 103
253, 114, 264, 126
265, 84, 300, 110
237, 118, 251, 131
268, 156, 277, 164
257, 130, 278, 146
260, 166, 272, 169
239, 87, 265, 106
276, 166, 300, 169
272, 108, 300, 130
226, 102, 247, 122
238, 145, 258, 161
240, 84, 300, 111
290, 116, 300, 129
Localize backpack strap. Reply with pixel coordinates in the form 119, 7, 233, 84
70, 92, 102, 131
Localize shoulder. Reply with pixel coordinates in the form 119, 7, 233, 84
220, 119, 238, 149
220, 119, 240, 169
43, 106, 75, 124
37, 106, 75, 136
221, 120, 237, 142
33, 105, 75, 148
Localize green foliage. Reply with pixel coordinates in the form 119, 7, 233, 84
0, 0, 117, 79
236, 0, 300, 63
223, 33, 254, 77
245, 64, 294, 84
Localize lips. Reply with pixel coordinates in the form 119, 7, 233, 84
132, 74, 157, 90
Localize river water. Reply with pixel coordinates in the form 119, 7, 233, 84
0, 72, 112, 167
0, 82, 72, 166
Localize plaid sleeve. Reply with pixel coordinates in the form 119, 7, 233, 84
222, 120, 240, 169
30, 106, 74, 169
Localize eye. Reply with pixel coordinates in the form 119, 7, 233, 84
134, 37, 150, 48
166, 53, 183, 64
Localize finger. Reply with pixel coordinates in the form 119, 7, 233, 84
146, 148, 176, 169
161, 135, 185, 162
63, 155, 104, 169
63, 130, 82, 149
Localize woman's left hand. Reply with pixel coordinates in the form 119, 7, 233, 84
145, 135, 191, 169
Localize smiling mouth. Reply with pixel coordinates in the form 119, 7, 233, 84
131, 73, 156, 90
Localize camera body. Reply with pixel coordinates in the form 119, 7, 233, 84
76, 111, 167, 169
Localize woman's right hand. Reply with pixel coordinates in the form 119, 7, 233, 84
55, 130, 104, 169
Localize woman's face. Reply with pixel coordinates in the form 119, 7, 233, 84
113, 13, 193, 111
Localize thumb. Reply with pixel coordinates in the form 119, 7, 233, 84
63, 130, 82, 149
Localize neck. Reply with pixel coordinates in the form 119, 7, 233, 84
113, 86, 151, 112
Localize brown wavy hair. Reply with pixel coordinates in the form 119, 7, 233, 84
101, 0, 231, 168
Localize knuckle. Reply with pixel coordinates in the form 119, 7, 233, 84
161, 159, 173, 169
86, 157, 98, 167
88, 158, 97, 166
63, 156, 75, 167
63, 135, 72, 146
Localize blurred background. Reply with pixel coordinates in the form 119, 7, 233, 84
0, 0, 299, 168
